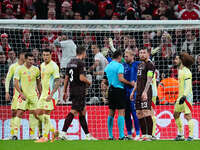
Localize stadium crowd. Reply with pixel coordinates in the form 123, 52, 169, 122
0, 0, 200, 20
1, 0, 200, 105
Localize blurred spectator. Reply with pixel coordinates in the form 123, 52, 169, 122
123, 34, 139, 57
11, 0, 26, 19
181, 30, 199, 55
74, 11, 83, 20
103, 3, 113, 19
172, 29, 185, 53
153, 0, 174, 20
125, 7, 139, 20
192, 62, 200, 102
111, 12, 120, 20
179, 0, 200, 20
139, 0, 153, 16
115, 0, 139, 19
160, 32, 175, 57
73, 0, 98, 20
1, 3, 16, 19
7, 50, 17, 66
0, 74, 7, 105
32, 48, 41, 67
33, 0, 48, 19
140, 31, 152, 51
0, 33, 11, 59
154, 32, 175, 80
48, 8, 56, 20
60, 1, 73, 19
0, 51, 9, 77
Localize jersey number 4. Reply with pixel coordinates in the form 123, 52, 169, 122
69, 69, 74, 82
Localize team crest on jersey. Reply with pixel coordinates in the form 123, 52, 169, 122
23, 72, 26, 75
138, 62, 145, 70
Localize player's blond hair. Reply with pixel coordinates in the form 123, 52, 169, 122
125, 48, 134, 56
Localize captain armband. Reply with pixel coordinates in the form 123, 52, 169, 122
147, 71, 153, 77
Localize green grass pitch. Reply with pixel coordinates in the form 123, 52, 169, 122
0, 140, 200, 150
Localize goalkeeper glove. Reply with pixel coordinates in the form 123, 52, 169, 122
109, 38, 116, 52
151, 47, 160, 55
179, 96, 186, 104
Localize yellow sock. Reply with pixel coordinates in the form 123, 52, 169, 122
188, 119, 194, 137
175, 118, 183, 135
13, 117, 21, 136
44, 114, 55, 133
29, 114, 38, 136
10, 117, 14, 135
43, 114, 50, 138
152, 115, 156, 136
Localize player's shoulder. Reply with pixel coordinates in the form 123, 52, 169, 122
49, 60, 59, 68
9, 62, 18, 69
183, 67, 192, 75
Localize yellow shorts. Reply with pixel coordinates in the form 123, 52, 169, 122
174, 99, 192, 114
16, 96, 38, 111
37, 97, 57, 111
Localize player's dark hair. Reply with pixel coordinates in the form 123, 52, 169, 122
76, 46, 86, 55
179, 52, 195, 68
42, 48, 52, 54
25, 52, 33, 59
17, 50, 25, 58
112, 50, 123, 59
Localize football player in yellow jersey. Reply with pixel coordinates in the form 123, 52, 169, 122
173, 52, 195, 141
4, 50, 25, 140
35, 49, 60, 143
13, 52, 41, 140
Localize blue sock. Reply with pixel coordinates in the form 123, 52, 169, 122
118, 116, 125, 138
131, 101, 140, 135
107, 116, 114, 138
125, 110, 132, 135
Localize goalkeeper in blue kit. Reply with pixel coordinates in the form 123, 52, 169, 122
123, 49, 140, 140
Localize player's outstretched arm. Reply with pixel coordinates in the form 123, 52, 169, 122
118, 73, 135, 87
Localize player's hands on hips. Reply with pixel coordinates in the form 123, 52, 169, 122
179, 96, 186, 104
5, 92, 10, 101
46, 95, 52, 102
142, 91, 147, 101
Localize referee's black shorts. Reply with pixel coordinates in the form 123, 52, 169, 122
108, 86, 126, 110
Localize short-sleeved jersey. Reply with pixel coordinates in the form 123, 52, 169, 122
104, 60, 124, 89
178, 67, 193, 103
40, 61, 60, 100
5, 62, 21, 92
136, 60, 155, 95
66, 58, 86, 95
14, 65, 40, 98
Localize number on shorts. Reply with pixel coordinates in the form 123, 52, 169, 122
69, 69, 74, 82
141, 101, 148, 109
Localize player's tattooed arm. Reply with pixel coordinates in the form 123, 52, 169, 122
144, 76, 153, 93
50, 78, 61, 96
